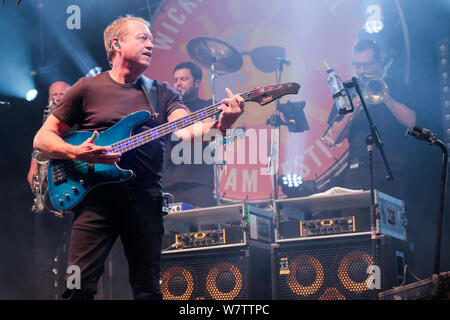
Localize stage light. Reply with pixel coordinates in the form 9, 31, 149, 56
279, 174, 317, 198
281, 174, 303, 188
26, 89, 38, 101
444, 100, 450, 109
86, 66, 102, 77
36, 4, 99, 78
0, 11, 36, 101
438, 38, 450, 152
363, 4, 384, 34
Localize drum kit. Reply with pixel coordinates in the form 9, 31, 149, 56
186, 38, 295, 204
186, 37, 289, 98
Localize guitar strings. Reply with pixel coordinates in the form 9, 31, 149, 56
50, 103, 223, 178
49, 85, 285, 176
49, 84, 290, 177
50, 104, 220, 175
104, 84, 289, 153
107, 86, 269, 151
49, 85, 287, 176
109, 101, 221, 152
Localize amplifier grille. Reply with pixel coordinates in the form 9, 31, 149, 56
161, 251, 249, 300
274, 239, 382, 300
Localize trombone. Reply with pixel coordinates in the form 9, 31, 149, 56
360, 58, 393, 105
321, 58, 394, 149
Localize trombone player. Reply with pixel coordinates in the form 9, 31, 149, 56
324, 38, 416, 199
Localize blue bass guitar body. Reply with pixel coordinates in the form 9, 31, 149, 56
46, 81, 301, 211
47, 110, 151, 211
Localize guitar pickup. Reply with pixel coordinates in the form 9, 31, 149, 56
50, 160, 70, 185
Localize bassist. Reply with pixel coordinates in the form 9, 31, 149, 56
33, 16, 244, 300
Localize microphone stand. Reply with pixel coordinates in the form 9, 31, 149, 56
344, 77, 394, 270
267, 58, 286, 203
209, 63, 223, 206
266, 58, 286, 242
407, 126, 448, 296
433, 140, 448, 274
432, 139, 448, 295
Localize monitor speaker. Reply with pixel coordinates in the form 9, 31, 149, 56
271, 234, 409, 300
161, 244, 271, 300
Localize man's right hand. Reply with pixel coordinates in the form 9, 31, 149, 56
74, 131, 122, 165
322, 96, 363, 148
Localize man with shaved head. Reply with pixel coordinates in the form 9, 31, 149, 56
48, 81, 71, 106
27, 81, 71, 190
27, 81, 71, 299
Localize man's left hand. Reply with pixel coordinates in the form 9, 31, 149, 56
217, 88, 245, 130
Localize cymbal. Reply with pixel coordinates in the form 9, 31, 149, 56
187, 37, 243, 75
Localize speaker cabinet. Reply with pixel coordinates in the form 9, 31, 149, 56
160, 243, 271, 300
271, 234, 409, 300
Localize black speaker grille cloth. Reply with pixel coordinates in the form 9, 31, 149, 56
276, 242, 382, 300
161, 252, 248, 300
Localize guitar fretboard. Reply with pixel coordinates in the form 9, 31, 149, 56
108, 86, 282, 154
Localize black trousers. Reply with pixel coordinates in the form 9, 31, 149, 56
33, 211, 71, 299
62, 183, 164, 300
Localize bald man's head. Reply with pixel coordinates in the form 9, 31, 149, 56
48, 81, 71, 107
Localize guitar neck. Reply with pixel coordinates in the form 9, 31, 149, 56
109, 103, 217, 154
108, 83, 298, 154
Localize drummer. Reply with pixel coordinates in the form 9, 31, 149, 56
162, 61, 216, 208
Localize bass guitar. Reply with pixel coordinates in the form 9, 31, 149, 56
47, 82, 300, 211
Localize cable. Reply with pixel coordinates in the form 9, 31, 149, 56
163, 192, 175, 205
406, 264, 423, 282
161, 241, 182, 252
395, 264, 423, 288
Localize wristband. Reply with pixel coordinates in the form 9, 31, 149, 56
215, 122, 227, 137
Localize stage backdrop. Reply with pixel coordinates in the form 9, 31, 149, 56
146, 0, 365, 201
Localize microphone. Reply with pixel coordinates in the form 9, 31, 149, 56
406, 126, 438, 144
49, 96, 56, 108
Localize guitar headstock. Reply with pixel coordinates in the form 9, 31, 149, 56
247, 82, 301, 106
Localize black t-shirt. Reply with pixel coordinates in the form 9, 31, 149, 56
162, 97, 215, 189
346, 103, 408, 170
52, 71, 185, 196
326, 79, 414, 194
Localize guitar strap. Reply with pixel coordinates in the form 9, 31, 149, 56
140, 75, 159, 118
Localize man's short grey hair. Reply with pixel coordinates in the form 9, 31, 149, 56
104, 16, 151, 65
